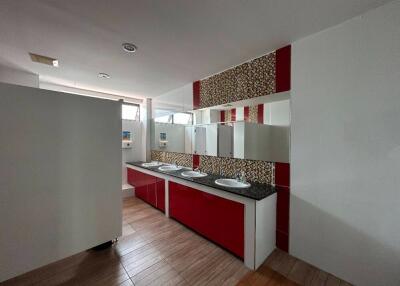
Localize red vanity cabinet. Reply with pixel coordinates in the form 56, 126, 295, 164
127, 168, 147, 201
147, 178, 157, 208
127, 167, 165, 212
202, 191, 245, 258
156, 178, 165, 211
169, 182, 200, 228
169, 181, 244, 258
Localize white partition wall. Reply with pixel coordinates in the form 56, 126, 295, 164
291, 2, 400, 286
0, 83, 122, 282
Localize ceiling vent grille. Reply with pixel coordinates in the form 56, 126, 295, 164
29, 53, 58, 67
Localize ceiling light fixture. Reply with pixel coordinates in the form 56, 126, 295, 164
98, 72, 111, 79
122, 43, 137, 53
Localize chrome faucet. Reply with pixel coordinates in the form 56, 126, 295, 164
219, 165, 224, 177
237, 171, 246, 183
235, 172, 241, 181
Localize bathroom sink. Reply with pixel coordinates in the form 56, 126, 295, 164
141, 161, 162, 167
215, 178, 251, 189
181, 170, 208, 178
158, 165, 183, 172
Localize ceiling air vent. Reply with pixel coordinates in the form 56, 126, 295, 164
29, 53, 59, 67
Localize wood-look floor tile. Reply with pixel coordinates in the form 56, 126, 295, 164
274, 251, 298, 276
131, 259, 184, 286
308, 269, 329, 286
180, 247, 227, 284
1, 196, 353, 286
192, 251, 240, 286
220, 260, 250, 286
118, 279, 134, 286
325, 274, 342, 286
122, 224, 136, 236
288, 260, 315, 285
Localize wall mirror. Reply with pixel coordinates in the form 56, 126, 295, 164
151, 93, 290, 163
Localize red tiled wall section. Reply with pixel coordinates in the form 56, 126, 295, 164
244, 106, 250, 122
231, 108, 236, 121
257, 104, 264, 124
220, 110, 225, 122
193, 81, 201, 110
276, 45, 291, 93
192, 154, 200, 169
275, 162, 290, 252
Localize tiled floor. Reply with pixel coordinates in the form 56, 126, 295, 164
239, 249, 352, 286
2, 196, 351, 286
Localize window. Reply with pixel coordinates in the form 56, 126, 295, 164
173, 113, 193, 125
154, 112, 193, 125
154, 114, 172, 123
122, 104, 140, 121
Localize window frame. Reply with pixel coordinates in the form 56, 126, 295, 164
122, 103, 140, 121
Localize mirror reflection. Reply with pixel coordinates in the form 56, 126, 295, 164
151, 98, 290, 163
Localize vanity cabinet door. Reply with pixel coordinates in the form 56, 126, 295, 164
168, 181, 244, 258
201, 192, 244, 258
169, 182, 199, 228
147, 177, 157, 208
127, 168, 148, 201
127, 168, 138, 186
156, 178, 165, 212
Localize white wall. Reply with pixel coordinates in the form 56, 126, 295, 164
264, 100, 290, 126
0, 65, 39, 88
153, 83, 193, 115
122, 119, 143, 185
234, 122, 290, 163
206, 124, 218, 156
0, 83, 122, 282
236, 107, 244, 121
291, 2, 400, 286
151, 122, 186, 153
193, 109, 220, 124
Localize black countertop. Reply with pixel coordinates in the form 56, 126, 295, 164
126, 161, 276, 201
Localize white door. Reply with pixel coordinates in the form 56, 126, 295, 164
194, 127, 207, 155
218, 124, 234, 157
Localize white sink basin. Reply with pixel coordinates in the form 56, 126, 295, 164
215, 178, 251, 189
181, 170, 208, 178
141, 161, 162, 167
158, 165, 183, 172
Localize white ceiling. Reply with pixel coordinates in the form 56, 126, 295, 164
0, 0, 391, 99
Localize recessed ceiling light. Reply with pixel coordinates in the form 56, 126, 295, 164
122, 43, 137, 53
98, 72, 111, 79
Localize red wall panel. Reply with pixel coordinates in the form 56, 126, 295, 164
275, 162, 290, 187
193, 81, 201, 110
192, 154, 200, 169
220, 110, 225, 122
244, 106, 250, 122
257, 104, 264, 124
231, 108, 236, 121
275, 162, 290, 252
276, 45, 291, 93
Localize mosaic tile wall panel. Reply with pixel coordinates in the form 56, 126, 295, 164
199, 155, 274, 185
199, 52, 276, 109
224, 109, 232, 122
151, 150, 193, 168
248, 105, 259, 123
151, 151, 274, 185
